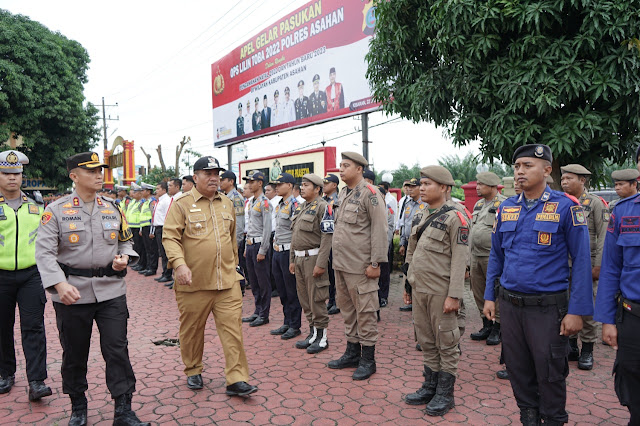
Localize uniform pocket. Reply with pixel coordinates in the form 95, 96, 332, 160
420, 226, 447, 253
356, 279, 379, 312
438, 313, 460, 349
547, 343, 569, 382
221, 212, 233, 233
340, 203, 358, 224
61, 222, 85, 249
314, 276, 330, 302
617, 234, 640, 268
299, 214, 315, 231
188, 213, 208, 236
103, 229, 118, 244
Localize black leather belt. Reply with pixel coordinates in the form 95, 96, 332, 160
58, 262, 126, 278
498, 286, 568, 307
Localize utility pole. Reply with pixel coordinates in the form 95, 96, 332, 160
361, 113, 370, 163
98, 97, 119, 150
227, 145, 232, 171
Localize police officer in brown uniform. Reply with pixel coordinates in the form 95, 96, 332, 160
560, 164, 608, 370
290, 173, 333, 353
36, 152, 147, 426
162, 156, 258, 397
328, 152, 388, 380
403, 166, 469, 416
469, 172, 506, 345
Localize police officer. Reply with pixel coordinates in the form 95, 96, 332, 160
252, 97, 262, 131
399, 178, 426, 312
560, 164, 608, 370
328, 152, 388, 381
609, 169, 639, 210
36, 152, 147, 426
594, 170, 640, 425
127, 184, 147, 273
269, 172, 302, 340
236, 103, 245, 136
404, 166, 469, 416
308, 74, 327, 116
0, 150, 52, 401
363, 169, 375, 185
469, 172, 506, 345
261, 94, 271, 129
294, 80, 310, 120
115, 185, 131, 209
484, 144, 593, 425
290, 173, 333, 353
138, 182, 158, 276
241, 171, 272, 326
162, 156, 258, 397
323, 173, 340, 315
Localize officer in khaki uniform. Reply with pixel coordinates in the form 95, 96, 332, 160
404, 166, 469, 416
328, 152, 388, 381
36, 152, 147, 426
560, 164, 608, 370
290, 174, 333, 353
469, 172, 506, 345
162, 156, 258, 397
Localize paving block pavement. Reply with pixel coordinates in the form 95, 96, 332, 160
0, 269, 629, 425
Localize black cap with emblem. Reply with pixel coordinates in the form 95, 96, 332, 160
193, 156, 225, 172
66, 152, 108, 173
272, 172, 295, 184
512, 144, 553, 163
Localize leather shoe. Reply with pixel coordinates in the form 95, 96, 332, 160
157, 275, 172, 283
270, 324, 289, 335
496, 369, 509, 380
143, 270, 157, 277
0, 375, 14, 394
399, 304, 412, 312
281, 328, 301, 340
187, 374, 203, 389
28, 380, 52, 401
380, 298, 388, 308
249, 317, 269, 327
164, 281, 174, 287
242, 314, 258, 323
137, 268, 149, 274
328, 305, 340, 315
226, 381, 258, 397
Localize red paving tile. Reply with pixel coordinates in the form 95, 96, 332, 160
0, 270, 629, 425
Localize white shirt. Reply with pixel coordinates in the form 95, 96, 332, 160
396, 195, 408, 230
153, 193, 171, 226
244, 112, 252, 134
271, 101, 282, 126
269, 195, 282, 230
385, 192, 398, 224
282, 99, 295, 124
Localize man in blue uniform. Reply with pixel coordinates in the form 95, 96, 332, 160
595, 171, 640, 425
236, 103, 244, 136
484, 144, 593, 425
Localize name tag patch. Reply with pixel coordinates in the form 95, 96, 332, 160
535, 213, 560, 222
621, 216, 640, 233
501, 206, 521, 222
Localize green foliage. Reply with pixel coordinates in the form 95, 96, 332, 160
367, 0, 640, 183
0, 10, 100, 190
144, 167, 178, 186
375, 163, 422, 188
181, 147, 203, 173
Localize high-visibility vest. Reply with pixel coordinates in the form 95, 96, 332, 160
127, 199, 141, 228
0, 196, 43, 270
139, 198, 154, 227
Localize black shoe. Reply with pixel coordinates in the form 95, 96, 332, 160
281, 328, 301, 340
399, 304, 412, 312
496, 369, 509, 380
113, 393, 150, 426
416, 343, 422, 351
69, 394, 88, 426
131, 265, 142, 271
28, 380, 52, 401
271, 290, 279, 298
405, 366, 438, 405
187, 374, 203, 390
242, 313, 258, 323
296, 327, 316, 349
471, 317, 492, 341
137, 268, 149, 274
328, 305, 340, 315
352, 345, 376, 380
328, 341, 361, 369
519, 408, 540, 426
307, 328, 328, 354
157, 275, 172, 283
143, 270, 157, 277
326, 302, 334, 310
249, 317, 269, 327
270, 324, 289, 335
226, 381, 258, 397
568, 338, 580, 361
153, 276, 163, 281
425, 371, 456, 416
164, 281, 174, 287
376, 310, 381, 322
0, 375, 14, 394
380, 298, 388, 308
486, 322, 501, 346
578, 342, 594, 370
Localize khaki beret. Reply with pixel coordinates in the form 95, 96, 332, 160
561, 164, 591, 176
476, 171, 501, 186
341, 151, 368, 167
420, 165, 455, 186
612, 169, 640, 181
546, 175, 554, 184
302, 173, 324, 187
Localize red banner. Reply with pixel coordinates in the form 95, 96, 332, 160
211, 0, 379, 147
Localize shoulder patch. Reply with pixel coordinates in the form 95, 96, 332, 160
571, 205, 587, 226
607, 212, 615, 233
564, 193, 580, 204
370, 195, 378, 206
41, 211, 53, 225
457, 227, 469, 245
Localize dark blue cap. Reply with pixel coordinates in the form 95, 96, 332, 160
272, 172, 295, 184
242, 170, 266, 182
323, 173, 339, 184
512, 144, 553, 163
363, 169, 376, 181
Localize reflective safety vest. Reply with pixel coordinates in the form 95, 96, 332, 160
0, 195, 43, 270
139, 198, 154, 227
126, 199, 141, 228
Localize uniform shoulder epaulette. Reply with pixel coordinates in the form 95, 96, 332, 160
563, 193, 580, 204
173, 192, 190, 202
597, 195, 609, 208
366, 184, 377, 195
101, 195, 115, 202
49, 194, 72, 209
455, 210, 468, 227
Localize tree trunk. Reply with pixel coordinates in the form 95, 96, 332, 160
550, 159, 562, 191
140, 147, 152, 175
175, 136, 190, 174
156, 145, 166, 171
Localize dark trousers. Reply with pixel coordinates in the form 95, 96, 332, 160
378, 241, 392, 301
613, 306, 640, 416
131, 228, 146, 269
53, 295, 136, 398
502, 298, 570, 423
272, 250, 302, 329
141, 226, 158, 272
245, 243, 271, 319
238, 238, 247, 290
269, 232, 276, 292
0, 267, 47, 381
327, 250, 336, 306
155, 226, 170, 277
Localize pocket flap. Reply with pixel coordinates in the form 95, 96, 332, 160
550, 343, 569, 359
188, 213, 207, 223
221, 212, 233, 220
356, 280, 379, 295
500, 221, 518, 232
533, 221, 560, 233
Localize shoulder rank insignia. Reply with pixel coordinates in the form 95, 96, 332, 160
571, 205, 587, 226
73, 197, 80, 207
455, 211, 468, 227
96, 197, 104, 206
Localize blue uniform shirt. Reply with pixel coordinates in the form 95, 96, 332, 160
485, 186, 594, 316
594, 193, 640, 324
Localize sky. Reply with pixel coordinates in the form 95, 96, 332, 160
2, 0, 481, 177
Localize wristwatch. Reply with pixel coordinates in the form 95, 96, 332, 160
371, 262, 379, 268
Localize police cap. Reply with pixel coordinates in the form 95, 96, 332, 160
612, 169, 640, 182
141, 182, 155, 191
274, 90, 279, 97
561, 164, 591, 176
329, 67, 336, 74
115, 185, 129, 191
0, 150, 29, 173
298, 80, 304, 87
284, 87, 290, 94
313, 74, 320, 83
302, 173, 323, 187
406, 178, 420, 187
238, 102, 242, 109
131, 183, 142, 192
377, 184, 387, 196
193, 156, 225, 172
272, 172, 295, 184
476, 171, 501, 186
254, 97, 259, 103
243, 170, 266, 182
323, 173, 339, 184
340, 151, 368, 167
512, 144, 553, 163
66, 152, 108, 173
420, 165, 456, 186
363, 169, 376, 181
220, 170, 237, 181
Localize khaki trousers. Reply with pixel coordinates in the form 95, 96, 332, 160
294, 255, 330, 329
470, 255, 500, 322
335, 270, 379, 347
412, 291, 461, 376
578, 279, 599, 343
175, 285, 249, 385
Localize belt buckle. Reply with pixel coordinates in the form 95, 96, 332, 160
510, 294, 524, 307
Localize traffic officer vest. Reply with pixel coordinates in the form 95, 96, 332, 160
0, 195, 43, 270
139, 198, 154, 227
127, 199, 141, 228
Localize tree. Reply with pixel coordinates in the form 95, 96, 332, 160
0, 10, 99, 189
144, 166, 178, 186
367, 0, 640, 184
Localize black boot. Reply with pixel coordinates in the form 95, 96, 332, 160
28, 380, 52, 401
405, 366, 438, 405
470, 317, 492, 340
295, 326, 316, 349
425, 371, 456, 416
486, 322, 501, 346
0, 375, 14, 394
328, 341, 361, 369
69, 394, 88, 426
113, 393, 150, 426
307, 328, 328, 354
519, 408, 540, 426
352, 345, 376, 380
568, 338, 579, 361
578, 342, 594, 370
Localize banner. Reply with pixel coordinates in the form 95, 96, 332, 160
211, 0, 379, 148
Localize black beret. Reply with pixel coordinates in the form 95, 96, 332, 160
512, 144, 553, 163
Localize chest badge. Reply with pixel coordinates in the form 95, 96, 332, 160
69, 233, 80, 244
538, 232, 552, 245
63, 209, 79, 215
69, 223, 77, 230
110, 232, 117, 240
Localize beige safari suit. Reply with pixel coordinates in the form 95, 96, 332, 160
162, 188, 249, 385
332, 179, 388, 347
406, 205, 469, 376
290, 196, 332, 329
